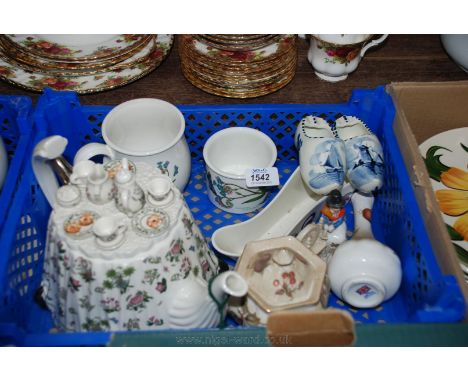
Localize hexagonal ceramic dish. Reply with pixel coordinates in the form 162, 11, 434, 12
233, 236, 327, 325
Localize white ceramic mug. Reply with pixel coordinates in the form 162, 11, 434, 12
306, 34, 388, 82
203, 127, 277, 214
74, 98, 191, 191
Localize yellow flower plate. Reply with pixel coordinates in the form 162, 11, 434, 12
420, 127, 468, 275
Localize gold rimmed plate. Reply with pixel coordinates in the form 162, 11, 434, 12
179, 34, 296, 66
181, 52, 297, 86
0, 36, 159, 77
195, 34, 281, 51
3, 34, 150, 62
0, 35, 153, 71
0, 35, 173, 94
180, 41, 297, 77
181, 58, 296, 98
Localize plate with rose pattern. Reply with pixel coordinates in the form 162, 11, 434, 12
4, 34, 149, 62
132, 207, 170, 238
184, 34, 296, 64
0, 35, 173, 93
420, 127, 468, 275
63, 211, 100, 240
0, 35, 153, 72
0, 36, 157, 77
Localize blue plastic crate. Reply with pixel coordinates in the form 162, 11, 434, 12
0, 86, 465, 346
0, 95, 33, 233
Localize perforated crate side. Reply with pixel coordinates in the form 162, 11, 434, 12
0, 95, 33, 232
1, 87, 465, 346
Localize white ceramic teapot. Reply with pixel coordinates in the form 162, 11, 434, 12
41, 161, 248, 332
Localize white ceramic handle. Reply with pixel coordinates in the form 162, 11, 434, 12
73, 143, 115, 164
360, 34, 388, 57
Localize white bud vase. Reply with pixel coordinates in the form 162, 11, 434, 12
327, 192, 402, 308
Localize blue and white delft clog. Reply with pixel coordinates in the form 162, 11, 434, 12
335, 116, 384, 193
295, 116, 346, 195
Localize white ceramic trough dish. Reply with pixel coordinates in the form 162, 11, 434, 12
211, 167, 353, 258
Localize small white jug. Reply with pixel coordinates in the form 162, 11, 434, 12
86, 164, 115, 205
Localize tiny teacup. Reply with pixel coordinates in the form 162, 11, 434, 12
93, 215, 127, 251
146, 175, 174, 207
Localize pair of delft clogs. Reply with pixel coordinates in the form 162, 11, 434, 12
295, 115, 384, 195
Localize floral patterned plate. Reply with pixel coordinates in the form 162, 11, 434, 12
63, 211, 100, 240
0, 36, 158, 77
195, 34, 281, 51
420, 127, 468, 274
0, 34, 173, 94
182, 34, 296, 64
132, 207, 170, 238
0, 35, 154, 73
4, 34, 149, 62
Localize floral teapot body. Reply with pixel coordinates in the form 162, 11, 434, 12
41, 160, 247, 332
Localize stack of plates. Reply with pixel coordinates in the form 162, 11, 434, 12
179, 34, 297, 98
0, 34, 173, 93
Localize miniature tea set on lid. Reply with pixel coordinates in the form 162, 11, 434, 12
32, 94, 402, 333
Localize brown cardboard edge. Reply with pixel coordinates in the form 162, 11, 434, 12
387, 82, 468, 321
389, 80, 468, 90
266, 309, 356, 346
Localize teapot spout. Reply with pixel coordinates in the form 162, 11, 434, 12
210, 271, 248, 303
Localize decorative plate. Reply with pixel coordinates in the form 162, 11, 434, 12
183, 34, 296, 64
420, 127, 468, 272
63, 210, 100, 240
0, 35, 173, 94
4, 34, 149, 62
0, 35, 155, 75
131, 207, 170, 238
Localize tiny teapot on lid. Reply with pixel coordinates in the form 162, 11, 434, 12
115, 158, 145, 215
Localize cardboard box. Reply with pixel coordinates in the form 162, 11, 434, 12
387, 81, 468, 319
